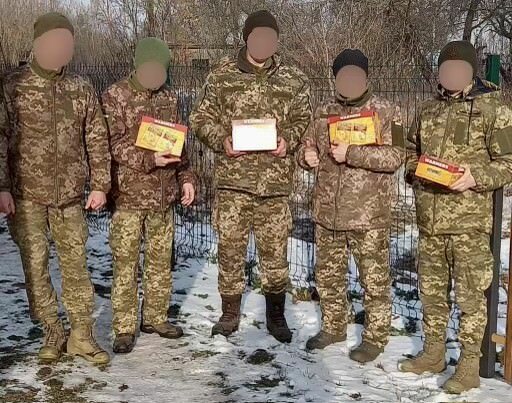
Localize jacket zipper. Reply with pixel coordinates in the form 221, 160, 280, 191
333, 105, 352, 234
430, 102, 454, 233
149, 91, 165, 211
333, 165, 342, 236
52, 83, 59, 205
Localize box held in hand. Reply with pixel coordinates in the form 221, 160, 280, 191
136, 116, 187, 157
231, 118, 278, 152
328, 111, 381, 145
415, 155, 465, 187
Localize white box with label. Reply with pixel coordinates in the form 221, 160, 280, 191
231, 118, 278, 152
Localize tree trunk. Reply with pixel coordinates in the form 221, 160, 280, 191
463, 0, 481, 41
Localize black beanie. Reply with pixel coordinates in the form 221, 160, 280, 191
332, 49, 369, 77
243, 10, 279, 42
438, 40, 478, 77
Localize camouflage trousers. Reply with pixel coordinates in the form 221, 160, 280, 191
214, 190, 292, 296
8, 200, 95, 325
418, 232, 493, 353
315, 225, 391, 348
110, 208, 174, 335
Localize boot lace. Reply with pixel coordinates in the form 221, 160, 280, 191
85, 326, 102, 353
44, 324, 62, 347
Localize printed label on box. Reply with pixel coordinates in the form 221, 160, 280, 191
135, 116, 187, 157
328, 111, 381, 145
231, 119, 278, 152
415, 155, 465, 187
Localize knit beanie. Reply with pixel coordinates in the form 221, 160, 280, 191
134, 37, 171, 70
34, 12, 74, 40
438, 40, 478, 77
243, 10, 279, 42
332, 49, 369, 77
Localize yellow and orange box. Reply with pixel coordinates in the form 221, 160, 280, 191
415, 155, 465, 187
328, 111, 382, 145
136, 116, 187, 157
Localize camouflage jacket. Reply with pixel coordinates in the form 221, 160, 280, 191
189, 47, 311, 197
298, 91, 404, 231
0, 62, 110, 207
102, 75, 197, 211
406, 78, 512, 235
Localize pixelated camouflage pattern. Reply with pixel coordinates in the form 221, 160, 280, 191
315, 225, 391, 348
418, 232, 493, 351
110, 208, 174, 335
0, 94, 8, 188
213, 190, 292, 295
298, 91, 404, 231
8, 200, 95, 324
102, 76, 197, 211
0, 63, 110, 206
189, 47, 311, 197
406, 78, 512, 235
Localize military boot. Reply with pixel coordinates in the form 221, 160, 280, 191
443, 351, 480, 394
212, 294, 242, 337
265, 292, 292, 343
39, 318, 67, 362
113, 334, 136, 354
67, 321, 110, 365
398, 340, 446, 374
306, 330, 346, 350
141, 322, 184, 339
350, 341, 384, 363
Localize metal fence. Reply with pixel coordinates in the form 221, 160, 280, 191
1, 59, 510, 337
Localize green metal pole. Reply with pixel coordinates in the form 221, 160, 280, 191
480, 53, 502, 378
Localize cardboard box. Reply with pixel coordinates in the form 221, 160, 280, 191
231, 119, 278, 152
328, 111, 381, 145
136, 116, 187, 157
415, 155, 465, 187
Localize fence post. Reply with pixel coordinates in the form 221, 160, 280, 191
480, 54, 502, 378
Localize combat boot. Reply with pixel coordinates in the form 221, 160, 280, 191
398, 340, 446, 374
350, 341, 384, 363
113, 334, 136, 354
67, 321, 110, 365
212, 294, 242, 337
39, 318, 67, 362
443, 351, 480, 394
141, 322, 183, 339
306, 330, 346, 350
265, 292, 292, 343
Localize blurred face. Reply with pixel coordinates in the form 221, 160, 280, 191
246, 27, 278, 62
33, 28, 74, 71
335, 65, 368, 99
136, 61, 167, 90
439, 60, 474, 92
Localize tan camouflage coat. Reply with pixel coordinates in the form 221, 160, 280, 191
406, 78, 512, 235
102, 76, 197, 211
0, 63, 110, 207
189, 47, 311, 197
298, 91, 404, 231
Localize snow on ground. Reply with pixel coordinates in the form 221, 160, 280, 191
1, 219, 512, 403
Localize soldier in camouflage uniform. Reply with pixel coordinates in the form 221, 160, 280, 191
190, 10, 311, 343
297, 49, 404, 362
399, 41, 512, 393
0, 13, 111, 364
103, 38, 197, 354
